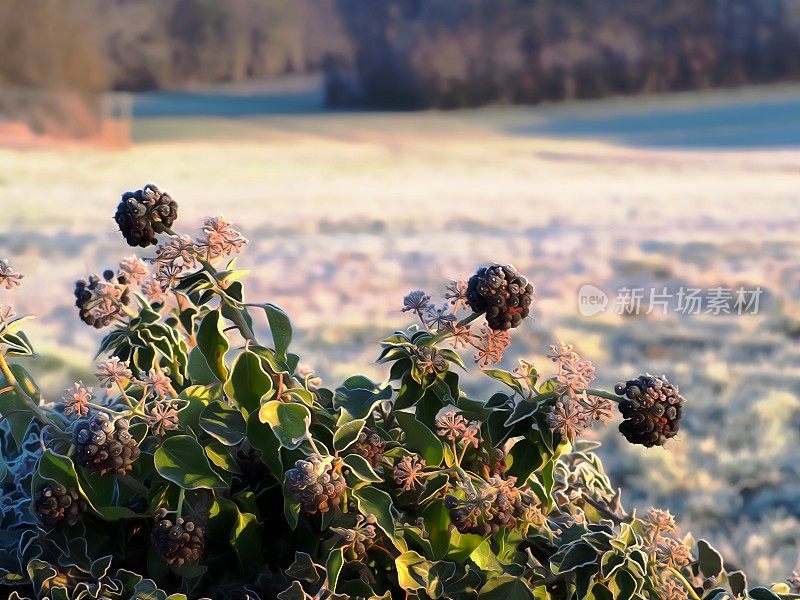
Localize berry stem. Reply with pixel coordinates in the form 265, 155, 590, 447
176, 487, 185, 519
586, 388, 623, 403
85, 402, 120, 416
115, 379, 137, 410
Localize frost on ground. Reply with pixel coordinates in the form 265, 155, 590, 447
0, 105, 799, 581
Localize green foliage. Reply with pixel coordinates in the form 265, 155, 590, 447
0, 199, 790, 600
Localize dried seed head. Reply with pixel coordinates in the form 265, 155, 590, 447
0, 259, 23, 290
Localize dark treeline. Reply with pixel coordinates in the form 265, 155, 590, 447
327, 0, 800, 108
0, 0, 346, 92
2, 0, 800, 109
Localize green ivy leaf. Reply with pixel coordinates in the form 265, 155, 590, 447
285, 552, 322, 584
478, 575, 536, 599
224, 350, 273, 415
551, 542, 597, 574
610, 569, 637, 600
33, 450, 99, 514
231, 510, 262, 572
154, 435, 227, 489
178, 384, 220, 429
187, 347, 219, 386
482, 369, 525, 395
697, 539, 724, 578
259, 401, 310, 450
395, 551, 428, 591
205, 442, 243, 475
446, 531, 484, 562
247, 413, 283, 476
342, 453, 382, 483
260, 303, 293, 361
394, 411, 444, 466
353, 487, 405, 552
749, 588, 782, 600
421, 501, 451, 560
196, 311, 229, 383
333, 419, 365, 452
326, 547, 345, 592
334, 382, 392, 420
0, 364, 41, 446
199, 401, 246, 446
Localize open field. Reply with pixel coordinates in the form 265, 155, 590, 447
1, 88, 799, 581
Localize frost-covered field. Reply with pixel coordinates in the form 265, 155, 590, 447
1, 91, 799, 580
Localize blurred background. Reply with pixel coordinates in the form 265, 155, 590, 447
1, 0, 799, 583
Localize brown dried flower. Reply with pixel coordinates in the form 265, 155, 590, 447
548, 341, 596, 401
138, 368, 174, 398
147, 399, 181, 436
0, 259, 23, 290
424, 304, 457, 331
60, 382, 93, 417
195, 217, 248, 260
393, 455, 427, 491
140, 277, 167, 303
95, 357, 133, 388
656, 537, 692, 568
474, 327, 511, 367
546, 399, 587, 439
444, 279, 469, 312
118, 256, 149, 285
435, 410, 469, 441
402, 290, 431, 313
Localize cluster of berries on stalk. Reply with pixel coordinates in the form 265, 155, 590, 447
615, 374, 685, 447
114, 184, 178, 248
73, 412, 140, 476
465, 264, 534, 331
285, 455, 346, 514
401, 263, 533, 368
445, 476, 540, 536
348, 427, 386, 468
74, 270, 132, 328
152, 508, 205, 566
34, 484, 87, 527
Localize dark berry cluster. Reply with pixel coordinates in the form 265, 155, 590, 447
466, 264, 534, 331
615, 374, 685, 447
152, 509, 205, 566
285, 455, 346, 514
114, 184, 178, 247
74, 413, 140, 475
34, 484, 87, 527
348, 428, 386, 468
445, 477, 526, 536
74, 270, 131, 328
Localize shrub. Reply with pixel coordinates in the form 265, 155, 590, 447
0, 186, 793, 599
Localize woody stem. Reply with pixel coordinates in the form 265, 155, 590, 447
586, 388, 623, 403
